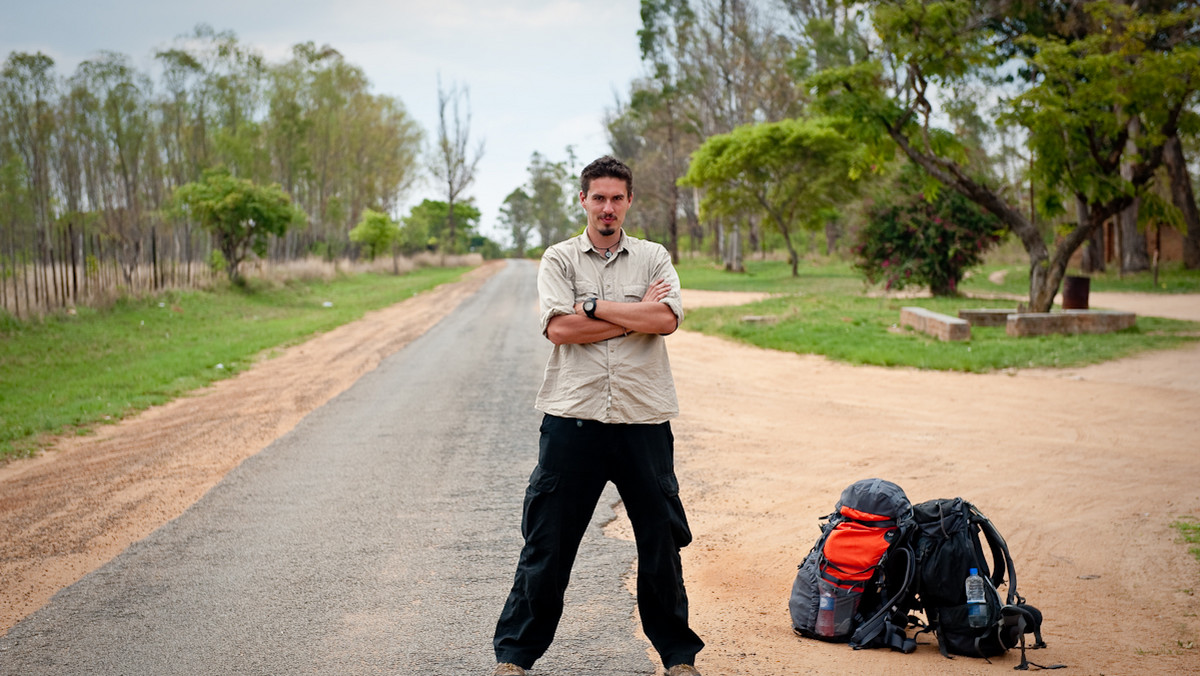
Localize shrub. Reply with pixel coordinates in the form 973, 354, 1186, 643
854, 186, 1004, 296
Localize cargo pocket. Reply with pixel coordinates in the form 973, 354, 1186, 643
521, 465, 560, 539
658, 473, 693, 549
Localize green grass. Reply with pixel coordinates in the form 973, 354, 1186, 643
1174, 517, 1200, 563
677, 256, 865, 295
677, 258, 1200, 372
961, 260, 1200, 296
0, 267, 469, 461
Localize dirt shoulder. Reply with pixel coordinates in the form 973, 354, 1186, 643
0, 262, 500, 634
2, 278, 1198, 675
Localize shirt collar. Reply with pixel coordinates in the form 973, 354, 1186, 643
574, 229, 628, 257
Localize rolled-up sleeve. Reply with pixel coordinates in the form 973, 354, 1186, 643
537, 248, 576, 337
651, 246, 684, 329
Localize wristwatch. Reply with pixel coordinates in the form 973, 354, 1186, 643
583, 297, 598, 319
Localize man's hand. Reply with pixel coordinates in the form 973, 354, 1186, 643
642, 279, 671, 303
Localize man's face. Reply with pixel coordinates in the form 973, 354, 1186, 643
580, 176, 632, 239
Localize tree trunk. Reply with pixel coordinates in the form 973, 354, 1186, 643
725, 226, 744, 272
824, 217, 840, 255
1163, 133, 1200, 269
1117, 197, 1149, 272
686, 190, 701, 255
668, 181, 680, 264
1079, 196, 1105, 273
766, 211, 799, 277
1118, 119, 1150, 272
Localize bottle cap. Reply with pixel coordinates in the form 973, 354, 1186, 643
969, 568, 978, 575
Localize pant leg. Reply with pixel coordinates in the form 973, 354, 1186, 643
612, 422, 705, 668
494, 415, 607, 668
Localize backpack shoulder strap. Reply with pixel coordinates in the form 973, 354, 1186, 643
849, 544, 917, 652
968, 502, 1020, 605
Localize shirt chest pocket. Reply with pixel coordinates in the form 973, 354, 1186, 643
622, 283, 647, 302
574, 282, 600, 304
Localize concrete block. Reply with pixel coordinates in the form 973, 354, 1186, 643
958, 309, 1018, 327
900, 306, 971, 341
1006, 310, 1137, 337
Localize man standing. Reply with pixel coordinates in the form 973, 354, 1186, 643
492, 156, 704, 676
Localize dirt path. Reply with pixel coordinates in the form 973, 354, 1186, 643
668, 290, 1200, 675
2, 278, 1198, 674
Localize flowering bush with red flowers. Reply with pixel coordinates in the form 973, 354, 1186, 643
853, 186, 1005, 296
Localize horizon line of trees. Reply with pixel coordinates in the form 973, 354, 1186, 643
0, 25, 496, 319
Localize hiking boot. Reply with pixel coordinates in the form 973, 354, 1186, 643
665, 665, 701, 676
492, 663, 526, 676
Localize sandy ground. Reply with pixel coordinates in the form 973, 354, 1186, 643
664, 289, 1200, 675
2, 268, 1199, 675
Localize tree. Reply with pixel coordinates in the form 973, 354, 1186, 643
635, 0, 698, 262
172, 168, 304, 282
401, 198, 480, 255
429, 78, 483, 253
679, 117, 863, 276
71, 51, 156, 286
0, 52, 57, 310
0, 52, 56, 243
266, 41, 423, 258
348, 208, 399, 261
810, 0, 1200, 311
527, 151, 576, 247
499, 188, 535, 257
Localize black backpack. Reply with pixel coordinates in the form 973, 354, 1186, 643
789, 479, 918, 653
909, 497, 1062, 670
791, 488, 1065, 669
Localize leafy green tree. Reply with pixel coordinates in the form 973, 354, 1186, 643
809, 0, 1200, 311
72, 51, 156, 284
527, 151, 575, 247
628, 0, 801, 262
401, 198, 480, 255
349, 208, 399, 261
680, 117, 864, 276
0, 52, 56, 240
172, 168, 304, 282
499, 188, 535, 257
854, 171, 1004, 296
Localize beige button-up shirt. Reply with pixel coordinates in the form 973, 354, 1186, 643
535, 231, 685, 424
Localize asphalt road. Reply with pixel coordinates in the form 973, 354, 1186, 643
0, 259, 657, 675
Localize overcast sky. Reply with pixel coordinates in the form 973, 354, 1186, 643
1, 0, 646, 244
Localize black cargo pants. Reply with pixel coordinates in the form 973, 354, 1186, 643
493, 414, 704, 669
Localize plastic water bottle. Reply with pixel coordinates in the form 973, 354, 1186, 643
816, 586, 837, 636
965, 567, 988, 628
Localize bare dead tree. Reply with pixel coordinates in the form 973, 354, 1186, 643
430, 77, 484, 253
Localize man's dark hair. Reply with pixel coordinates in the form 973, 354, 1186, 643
580, 155, 633, 197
